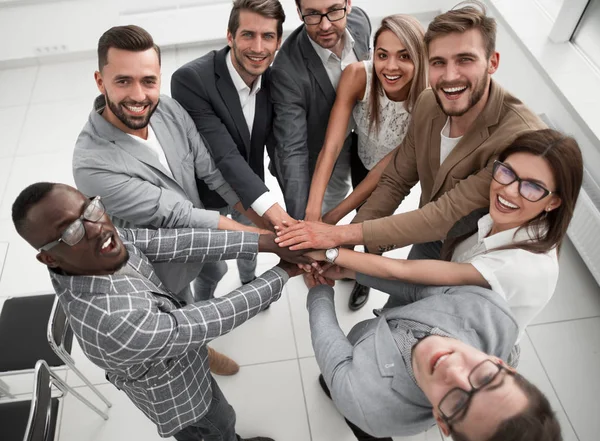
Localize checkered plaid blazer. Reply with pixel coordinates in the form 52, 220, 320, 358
50, 227, 288, 437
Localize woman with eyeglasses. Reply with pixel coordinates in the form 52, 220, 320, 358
307, 129, 584, 340
304, 14, 428, 224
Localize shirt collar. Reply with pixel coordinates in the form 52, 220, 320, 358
477, 213, 541, 249
226, 49, 262, 96
308, 28, 355, 65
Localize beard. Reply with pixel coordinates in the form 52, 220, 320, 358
231, 42, 271, 79
105, 93, 158, 131
433, 71, 489, 117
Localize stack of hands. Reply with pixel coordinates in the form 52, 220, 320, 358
259, 219, 352, 288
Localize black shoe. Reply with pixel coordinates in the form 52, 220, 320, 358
318, 374, 332, 399
348, 283, 370, 311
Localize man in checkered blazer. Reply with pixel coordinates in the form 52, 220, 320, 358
12, 182, 305, 441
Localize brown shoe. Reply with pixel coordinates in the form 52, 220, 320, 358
208, 346, 239, 376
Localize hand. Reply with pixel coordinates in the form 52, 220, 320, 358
258, 233, 313, 265
264, 203, 298, 230
275, 220, 339, 250
302, 271, 335, 288
320, 265, 355, 281
277, 260, 306, 278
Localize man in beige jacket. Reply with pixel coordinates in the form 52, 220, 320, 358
274, 3, 545, 310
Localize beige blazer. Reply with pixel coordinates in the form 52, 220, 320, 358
354, 80, 545, 252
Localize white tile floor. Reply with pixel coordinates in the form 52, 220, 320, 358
0, 46, 599, 441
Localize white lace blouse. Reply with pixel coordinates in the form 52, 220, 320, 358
352, 60, 410, 170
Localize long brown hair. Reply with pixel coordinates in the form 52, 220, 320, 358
443, 129, 583, 259
368, 14, 427, 134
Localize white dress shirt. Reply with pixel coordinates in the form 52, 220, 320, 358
226, 52, 277, 216
308, 28, 358, 90
452, 214, 559, 342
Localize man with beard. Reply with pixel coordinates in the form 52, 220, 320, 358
11, 182, 307, 441
73, 25, 263, 375
269, 0, 371, 307
275, 3, 546, 311
172, 0, 292, 287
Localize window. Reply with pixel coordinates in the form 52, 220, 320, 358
572, 0, 600, 69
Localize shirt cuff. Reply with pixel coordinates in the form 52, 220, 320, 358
250, 192, 278, 217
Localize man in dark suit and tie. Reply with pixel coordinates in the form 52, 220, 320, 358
269, 0, 371, 307
172, 0, 292, 286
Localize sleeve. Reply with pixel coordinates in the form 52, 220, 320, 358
270, 65, 311, 220
361, 163, 491, 252
123, 228, 259, 263
469, 249, 558, 330
171, 67, 269, 208
100, 266, 289, 364
178, 102, 240, 208
307, 285, 371, 431
73, 156, 221, 229
352, 113, 419, 224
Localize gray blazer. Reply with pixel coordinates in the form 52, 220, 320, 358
50, 227, 288, 437
73, 95, 240, 294
270, 8, 371, 219
171, 46, 273, 209
307, 276, 519, 437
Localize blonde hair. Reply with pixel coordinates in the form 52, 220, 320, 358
368, 14, 427, 134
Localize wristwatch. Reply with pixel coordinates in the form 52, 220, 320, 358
325, 247, 340, 264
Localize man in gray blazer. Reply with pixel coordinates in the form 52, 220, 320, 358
172, 0, 293, 285
73, 26, 263, 307
12, 182, 306, 441
307, 272, 560, 441
270, 0, 371, 221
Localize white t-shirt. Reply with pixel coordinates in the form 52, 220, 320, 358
452, 214, 559, 342
128, 126, 174, 179
440, 117, 462, 165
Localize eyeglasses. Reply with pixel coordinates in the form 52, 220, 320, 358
39, 196, 106, 252
301, 5, 347, 25
492, 161, 553, 202
438, 359, 511, 423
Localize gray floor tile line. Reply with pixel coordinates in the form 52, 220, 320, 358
528, 315, 600, 328
525, 330, 581, 441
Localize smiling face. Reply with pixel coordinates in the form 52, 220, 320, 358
412, 335, 528, 439
94, 47, 161, 138
373, 29, 415, 102
227, 9, 281, 87
298, 0, 350, 51
489, 152, 562, 234
428, 29, 498, 120
30, 185, 128, 276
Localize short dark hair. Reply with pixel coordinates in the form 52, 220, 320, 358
451, 373, 562, 441
12, 182, 56, 236
425, 1, 497, 59
228, 0, 286, 39
97, 25, 161, 71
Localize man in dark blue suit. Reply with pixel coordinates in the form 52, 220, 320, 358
172, 0, 292, 285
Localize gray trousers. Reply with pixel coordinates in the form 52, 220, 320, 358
321, 142, 352, 215
219, 206, 257, 284
173, 375, 240, 441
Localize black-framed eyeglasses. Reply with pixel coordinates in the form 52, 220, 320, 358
438, 359, 512, 423
38, 196, 106, 252
301, 4, 347, 25
492, 160, 554, 203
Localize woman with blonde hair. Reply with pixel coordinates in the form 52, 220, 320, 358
304, 14, 428, 224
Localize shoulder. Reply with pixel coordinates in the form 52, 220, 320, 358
173, 50, 217, 79
495, 84, 546, 131
347, 6, 371, 31
156, 95, 192, 126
